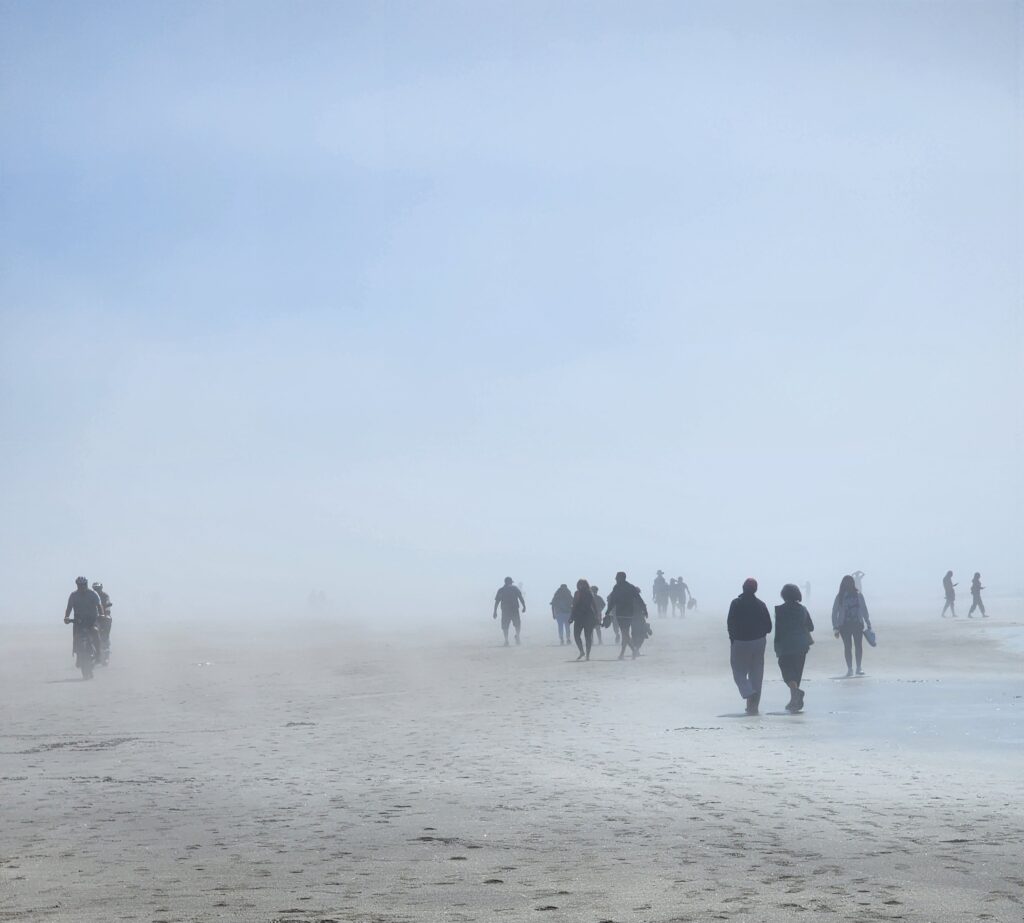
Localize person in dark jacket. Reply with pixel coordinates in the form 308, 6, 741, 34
727, 578, 772, 714
605, 571, 649, 660
569, 579, 598, 661
550, 584, 574, 645
64, 576, 103, 672
774, 583, 814, 712
832, 574, 872, 676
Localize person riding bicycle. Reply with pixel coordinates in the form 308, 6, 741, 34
92, 581, 113, 665
64, 577, 103, 672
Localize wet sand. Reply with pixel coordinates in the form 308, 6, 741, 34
2, 606, 1022, 922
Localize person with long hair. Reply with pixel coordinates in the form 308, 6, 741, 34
831, 575, 872, 677
550, 583, 574, 645
774, 583, 814, 712
569, 579, 598, 661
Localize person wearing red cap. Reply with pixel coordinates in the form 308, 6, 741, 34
727, 578, 773, 714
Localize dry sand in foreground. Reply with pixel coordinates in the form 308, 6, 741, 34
2, 606, 1022, 922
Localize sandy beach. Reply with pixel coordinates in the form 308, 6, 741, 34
2, 605, 1022, 923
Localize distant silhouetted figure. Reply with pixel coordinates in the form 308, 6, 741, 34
852, 571, 865, 593
493, 577, 525, 646
551, 584, 574, 645
727, 578, 772, 714
803, 581, 811, 600
591, 585, 606, 645
832, 575, 872, 676
64, 576, 102, 672
676, 576, 690, 616
968, 572, 986, 618
941, 571, 957, 618
91, 581, 112, 665
606, 572, 649, 660
774, 584, 814, 712
570, 579, 598, 661
653, 571, 669, 618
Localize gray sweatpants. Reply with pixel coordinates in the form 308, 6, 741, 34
730, 637, 766, 699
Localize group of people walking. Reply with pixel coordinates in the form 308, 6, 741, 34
652, 571, 693, 618
942, 571, 987, 619
727, 574, 874, 715
496, 566, 994, 715
493, 572, 653, 661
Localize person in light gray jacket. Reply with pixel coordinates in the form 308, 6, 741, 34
832, 575, 872, 677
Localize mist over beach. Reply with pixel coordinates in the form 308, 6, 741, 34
1, 2, 1022, 922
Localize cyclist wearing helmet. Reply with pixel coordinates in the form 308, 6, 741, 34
64, 577, 103, 672
92, 581, 113, 665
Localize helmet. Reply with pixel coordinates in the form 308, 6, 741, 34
75, 576, 88, 587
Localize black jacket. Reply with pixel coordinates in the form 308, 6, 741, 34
606, 580, 648, 620
570, 591, 597, 627
727, 592, 772, 642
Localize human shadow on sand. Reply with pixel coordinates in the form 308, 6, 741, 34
43, 678, 90, 684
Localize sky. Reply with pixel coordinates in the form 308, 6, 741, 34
1, 1, 1021, 622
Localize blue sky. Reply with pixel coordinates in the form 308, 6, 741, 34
1, 1, 1021, 620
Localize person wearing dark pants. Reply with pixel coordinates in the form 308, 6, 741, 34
570, 579, 598, 661
832, 574, 872, 676
727, 578, 772, 714
606, 571, 649, 660
968, 573, 986, 618
774, 583, 815, 712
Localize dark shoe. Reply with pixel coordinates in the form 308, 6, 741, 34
745, 695, 759, 715
576, 652, 585, 661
